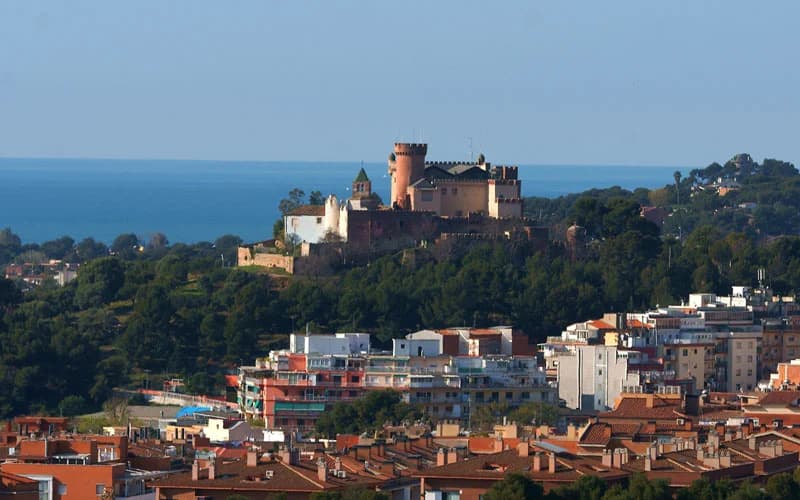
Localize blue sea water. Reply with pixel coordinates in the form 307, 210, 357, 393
0, 158, 689, 244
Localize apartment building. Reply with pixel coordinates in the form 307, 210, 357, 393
238, 329, 551, 431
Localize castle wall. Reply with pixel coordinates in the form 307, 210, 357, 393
237, 247, 296, 274
409, 186, 442, 214
346, 210, 439, 252
437, 179, 488, 217
488, 180, 523, 218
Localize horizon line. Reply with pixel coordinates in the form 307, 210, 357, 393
0, 155, 695, 169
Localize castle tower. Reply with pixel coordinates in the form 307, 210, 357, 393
388, 143, 427, 209
352, 168, 372, 198
324, 194, 340, 236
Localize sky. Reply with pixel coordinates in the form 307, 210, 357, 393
1, 1, 798, 166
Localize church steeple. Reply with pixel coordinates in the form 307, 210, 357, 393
352, 167, 371, 199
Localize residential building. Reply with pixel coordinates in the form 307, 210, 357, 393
554, 345, 642, 411
238, 329, 551, 431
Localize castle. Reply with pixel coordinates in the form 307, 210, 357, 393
239, 142, 539, 271
388, 142, 523, 218
283, 143, 524, 245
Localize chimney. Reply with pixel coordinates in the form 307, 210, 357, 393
601, 449, 612, 468
621, 448, 629, 465
612, 449, 622, 469
437, 448, 446, 467
317, 458, 328, 482
703, 452, 721, 469
696, 447, 705, 461
533, 452, 543, 472
748, 436, 757, 451
334, 456, 342, 472
493, 435, 504, 453
548, 452, 556, 473
649, 444, 657, 461
517, 442, 529, 457
567, 424, 577, 440
776, 440, 784, 456
208, 460, 216, 480
708, 430, 719, 449
191, 460, 200, 481
719, 450, 731, 468
644, 454, 652, 472
447, 448, 458, 464
724, 431, 734, 442
247, 450, 258, 467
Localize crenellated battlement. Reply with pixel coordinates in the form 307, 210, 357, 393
393, 143, 428, 156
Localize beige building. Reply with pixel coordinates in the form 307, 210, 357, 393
389, 143, 523, 218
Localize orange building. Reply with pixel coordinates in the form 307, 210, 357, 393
388, 143, 523, 218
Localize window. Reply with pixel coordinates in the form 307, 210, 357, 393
441, 188, 448, 195
316, 217, 322, 224
452, 187, 458, 195
96, 484, 106, 495
598, 369, 603, 375
421, 191, 433, 202
505, 392, 513, 400
350, 375, 359, 383
683, 349, 688, 356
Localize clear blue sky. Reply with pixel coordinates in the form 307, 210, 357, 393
1, 1, 797, 166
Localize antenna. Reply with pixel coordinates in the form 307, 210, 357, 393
468, 137, 474, 162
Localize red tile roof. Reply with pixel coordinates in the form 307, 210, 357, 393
287, 205, 325, 217
759, 391, 800, 406
589, 320, 615, 330
599, 395, 683, 421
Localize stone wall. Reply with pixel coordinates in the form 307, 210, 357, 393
238, 246, 295, 274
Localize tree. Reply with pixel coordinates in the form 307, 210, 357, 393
482, 473, 543, 500
0, 228, 22, 264
309, 190, 325, 205
76, 237, 108, 261
147, 232, 169, 250
508, 402, 558, 426
74, 257, 126, 308
278, 188, 306, 216
111, 233, 140, 259
41, 236, 75, 260
674, 170, 682, 205
766, 473, 799, 500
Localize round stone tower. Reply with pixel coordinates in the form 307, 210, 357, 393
388, 143, 427, 209
324, 194, 340, 236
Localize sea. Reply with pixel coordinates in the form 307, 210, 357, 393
0, 158, 689, 244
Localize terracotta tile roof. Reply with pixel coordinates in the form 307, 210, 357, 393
626, 319, 650, 329
287, 205, 325, 217
151, 455, 381, 494
589, 320, 615, 330
599, 396, 682, 420
416, 448, 628, 483
610, 423, 642, 437
759, 391, 800, 406
580, 423, 613, 445
467, 437, 520, 454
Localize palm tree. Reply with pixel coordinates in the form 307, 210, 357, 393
674, 170, 682, 205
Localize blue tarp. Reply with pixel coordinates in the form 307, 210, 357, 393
176, 406, 212, 418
